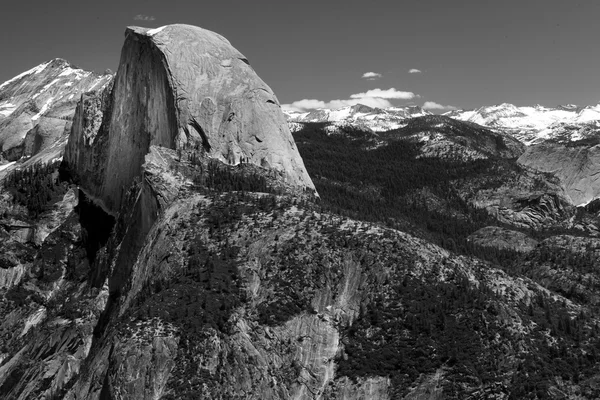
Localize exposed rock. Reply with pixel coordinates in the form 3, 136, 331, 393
328, 376, 390, 399
468, 226, 538, 253
518, 142, 600, 206
465, 170, 573, 230
0, 58, 112, 171
0, 264, 25, 289
64, 24, 315, 213
396, 115, 524, 161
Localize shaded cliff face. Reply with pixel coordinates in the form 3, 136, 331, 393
64, 24, 315, 212
0, 59, 112, 169
518, 141, 600, 206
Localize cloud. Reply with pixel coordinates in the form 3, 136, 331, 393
361, 72, 382, 80
134, 14, 156, 21
408, 69, 422, 74
282, 88, 418, 112
422, 101, 458, 111
351, 88, 416, 100
282, 99, 326, 112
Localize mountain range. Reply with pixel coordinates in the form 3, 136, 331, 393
285, 102, 600, 145
1, 24, 600, 400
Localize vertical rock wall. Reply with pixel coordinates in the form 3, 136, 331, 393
63, 24, 316, 214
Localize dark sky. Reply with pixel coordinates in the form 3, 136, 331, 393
1, 0, 598, 111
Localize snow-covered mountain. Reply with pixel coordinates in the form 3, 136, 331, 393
284, 104, 430, 132
285, 102, 600, 145
446, 103, 600, 145
0, 59, 112, 173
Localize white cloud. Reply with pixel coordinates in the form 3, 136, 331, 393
351, 88, 416, 100
282, 97, 393, 112
361, 72, 382, 80
281, 99, 326, 112
423, 101, 457, 111
408, 69, 422, 74
330, 97, 393, 109
282, 88, 418, 112
134, 14, 156, 21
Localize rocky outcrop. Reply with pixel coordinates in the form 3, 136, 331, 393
468, 226, 538, 253
518, 142, 600, 206
63, 24, 315, 213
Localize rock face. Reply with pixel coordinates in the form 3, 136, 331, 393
0, 59, 112, 167
64, 24, 315, 212
468, 226, 538, 253
518, 142, 600, 206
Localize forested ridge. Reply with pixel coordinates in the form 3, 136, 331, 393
293, 122, 600, 398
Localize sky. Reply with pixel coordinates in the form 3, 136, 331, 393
1, 0, 599, 112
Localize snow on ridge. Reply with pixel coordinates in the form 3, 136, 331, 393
58, 67, 91, 80
574, 107, 600, 124
0, 61, 51, 91
147, 26, 167, 36
285, 104, 428, 132
451, 103, 600, 141
32, 78, 61, 99
31, 97, 54, 121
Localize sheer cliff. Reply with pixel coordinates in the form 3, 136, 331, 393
518, 141, 600, 206
63, 24, 315, 213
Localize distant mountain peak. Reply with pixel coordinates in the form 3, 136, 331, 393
348, 103, 375, 114
284, 104, 431, 132
0, 58, 113, 166
449, 102, 600, 145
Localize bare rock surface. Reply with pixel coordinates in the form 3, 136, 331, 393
468, 226, 538, 253
518, 142, 600, 206
64, 24, 315, 212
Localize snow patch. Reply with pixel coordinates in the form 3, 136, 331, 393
147, 26, 167, 36
31, 97, 54, 121
58, 67, 90, 80
0, 102, 17, 117
0, 161, 16, 172
0, 61, 51, 91
32, 78, 61, 99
